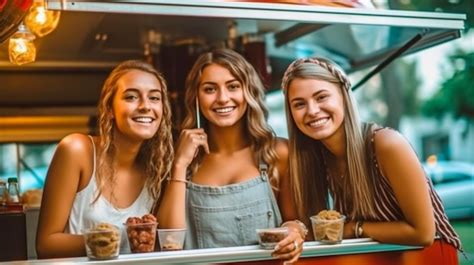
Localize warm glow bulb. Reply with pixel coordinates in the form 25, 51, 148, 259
24, 0, 61, 37
13, 39, 28, 54
34, 7, 47, 25
8, 25, 36, 65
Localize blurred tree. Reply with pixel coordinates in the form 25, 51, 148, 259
378, 0, 471, 129
394, 0, 473, 29
422, 51, 474, 120
400, 59, 421, 116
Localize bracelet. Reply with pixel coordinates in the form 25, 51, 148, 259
282, 220, 308, 239
167, 177, 188, 184
354, 221, 364, 238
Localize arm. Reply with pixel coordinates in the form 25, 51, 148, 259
36, 134, 91, 258
156, 128, 208, 228
272, 138, 305, 263
345, 129, 435, 246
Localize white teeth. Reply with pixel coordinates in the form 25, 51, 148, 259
309, 118, 328, 127
133, 117, 153, 123
215, 107, 234, 113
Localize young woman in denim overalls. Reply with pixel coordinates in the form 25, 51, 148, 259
158, 49, 306, 263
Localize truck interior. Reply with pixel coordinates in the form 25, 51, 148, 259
0, 1, 466, 141
0, 0, 467, 262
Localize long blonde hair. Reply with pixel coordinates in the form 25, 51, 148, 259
96, 60, 174, 205
183, 48, 280, 188
282, 57, 376, 223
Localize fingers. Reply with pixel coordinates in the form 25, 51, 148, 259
174, 129, 209, 166
272, 244, 302, 263
197, 133, 210, 154
272, 231, 303, 263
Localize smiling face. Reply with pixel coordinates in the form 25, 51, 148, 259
112, 69, 163, 141
288, 78, 345, 142
197, 63, 247, 129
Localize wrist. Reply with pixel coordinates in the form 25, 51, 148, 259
282, 220, 308, 239
354, 221, 364, 238
173, 161, 189, 170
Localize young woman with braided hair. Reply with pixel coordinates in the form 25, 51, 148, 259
36, 60, 174, 258
281, 57, 462, 252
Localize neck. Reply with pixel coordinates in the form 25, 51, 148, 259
322, 124, 346, 160
111, 132, 143, 168
207, 122, 250, 154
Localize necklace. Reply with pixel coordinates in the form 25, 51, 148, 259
322, 150, 345, 179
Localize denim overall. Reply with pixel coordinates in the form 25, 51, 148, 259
184, 163, 282, 249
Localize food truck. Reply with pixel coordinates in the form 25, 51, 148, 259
0, 0, 467, 264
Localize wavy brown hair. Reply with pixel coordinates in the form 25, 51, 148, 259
183, 48, 280, 188
282, 57, 376, 224
95, 60, 174, 206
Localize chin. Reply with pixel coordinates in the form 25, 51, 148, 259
302, 129, 332, 141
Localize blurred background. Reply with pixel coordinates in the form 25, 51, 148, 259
0, 0, 472, 262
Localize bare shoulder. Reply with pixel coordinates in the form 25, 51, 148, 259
274, 137, 289, 160
373, 128, 423, 181
55, 133, 93, 159
274, 137, 289, 182
373, 128, 411, 156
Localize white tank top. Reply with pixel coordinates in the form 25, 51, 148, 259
66, 136, 154, 253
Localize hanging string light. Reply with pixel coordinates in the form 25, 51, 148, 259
8, 24, 36, 65
23, 0, 60, 37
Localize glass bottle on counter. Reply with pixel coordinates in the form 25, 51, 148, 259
7, 177, 20, 203
0, 179, 7, 206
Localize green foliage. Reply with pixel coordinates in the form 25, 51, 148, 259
422, 51, 474, 120
394, 0, 473, 29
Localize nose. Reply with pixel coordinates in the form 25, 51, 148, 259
307, 101, 320, 116
216, 88, 230, 103
138, 98, 151, 112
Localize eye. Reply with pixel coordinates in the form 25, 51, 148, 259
149, 94, 162, 101
124, 94, 138, 101
291, 101, 305, 109
317, 94, 329, 101
228, 82, 241, 91
203, 86, 216, 93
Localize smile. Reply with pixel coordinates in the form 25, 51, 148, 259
214, 107, 235, 113
308, 117, 329, 127
132, 117, 155, 123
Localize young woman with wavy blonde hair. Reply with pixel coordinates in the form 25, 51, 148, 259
37, 60, 173, 258
158, 49, 305, 263
282, 57, 461, 252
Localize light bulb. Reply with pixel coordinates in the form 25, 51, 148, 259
9, 24, 36, 65
24, 0, 60, 37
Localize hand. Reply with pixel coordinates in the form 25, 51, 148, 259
173, 128, 209, 169
271, 228, 303, 264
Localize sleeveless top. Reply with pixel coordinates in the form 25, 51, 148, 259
328, 125, 462, 250
184, 164, 283, 249
66, 136, 154, 253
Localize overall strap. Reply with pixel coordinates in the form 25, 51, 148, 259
259, 160, 283, 226
259, 163, 268, 181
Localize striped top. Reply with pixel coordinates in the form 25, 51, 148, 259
328, 126, 462, 250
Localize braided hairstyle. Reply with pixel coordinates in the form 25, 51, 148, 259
282, 57, 376, 225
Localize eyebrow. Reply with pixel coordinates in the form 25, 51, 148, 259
200, 79, 240, 86
290, 89, 327, 103
122, 88, 162, 93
